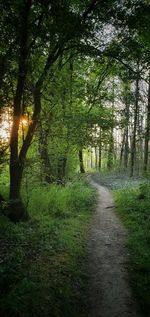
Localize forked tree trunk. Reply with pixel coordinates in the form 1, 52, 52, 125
9, 0, 32, 201
9, 31, 63, 221
8, 0, 98, 220
9, 88, 41, 220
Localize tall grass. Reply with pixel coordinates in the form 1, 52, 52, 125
0, 179, 96, 317
114, 184, 150, 317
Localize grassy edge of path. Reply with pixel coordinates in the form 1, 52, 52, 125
114, 185, 150, 317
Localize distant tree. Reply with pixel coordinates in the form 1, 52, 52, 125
143, 70, 150, 172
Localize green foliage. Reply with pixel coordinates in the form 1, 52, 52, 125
0, 165, 9, 199
0, 179, 96, 317
28, 180, 95, 218
114, 185, 150, 316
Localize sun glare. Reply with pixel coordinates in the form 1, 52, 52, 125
21, 118, 28, 127
0, 121, 10, 140
0, 110, 12, 142
0, 110, 29, 143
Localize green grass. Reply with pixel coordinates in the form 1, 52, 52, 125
0, 179, 96, 317
114, 184, 150, 317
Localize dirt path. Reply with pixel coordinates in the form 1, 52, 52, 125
87, 179, 141, 317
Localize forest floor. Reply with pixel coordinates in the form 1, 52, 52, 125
86, 177, 141, 317
90, 171, 149, 190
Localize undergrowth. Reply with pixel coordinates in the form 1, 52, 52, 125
114, 183, 150, 317
0, 179, 96, 317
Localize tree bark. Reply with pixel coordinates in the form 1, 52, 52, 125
98, 128, 102, 171
124, 100, 129, 169
57, 156, 67, 184
79, 148, 85, 173
9, 25, 63, 206
7, 0, 99, 219
38, 121, 53, 184
120, 131, 125, 166
95, 146, 98, 170
107, 78, 114, 170
91, 149, 93, 169
107, 128, 114, 170
10, 87, 41, 195
130, 72, 139, 177
143, 71, 150, 172
9, 0, 32, 200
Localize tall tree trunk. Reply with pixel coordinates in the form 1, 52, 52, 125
120, 85, 130, 169
107, 78, 115, 170
9, 88, 41, 221
143, 71, 150, 172
57, 156, 67, 184
107, 128, 114, 170
124, 98, 130, 169
124, 129, 129, 169
137, 111, 143, 174
90, 149, 93, 169
120, 131, 125, 166
98, 128, 102, 171
130, 72, 140, 177
95, 146, 98, 170
9, 0, 32, 201
38, 122, 53, 183
9, 24, 63, 216
79, 148, 85, 173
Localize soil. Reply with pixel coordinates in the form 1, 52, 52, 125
86, 178, 141, 317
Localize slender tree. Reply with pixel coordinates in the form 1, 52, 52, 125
130, 68, 140, 177
143, 70, 150, 172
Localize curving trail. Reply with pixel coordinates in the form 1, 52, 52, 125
87, 179, 141, 317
